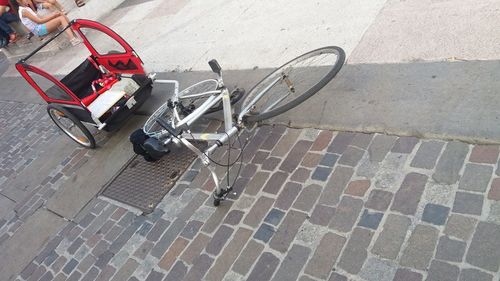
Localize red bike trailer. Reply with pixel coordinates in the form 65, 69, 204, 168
16, 19, 153, 148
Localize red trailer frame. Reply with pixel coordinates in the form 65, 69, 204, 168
16, 19, 153, 148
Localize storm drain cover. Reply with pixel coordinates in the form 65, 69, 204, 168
101, 143, 204, 213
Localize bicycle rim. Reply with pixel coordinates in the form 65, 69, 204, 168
241, 46, 345, 122
49, 108, 92, 147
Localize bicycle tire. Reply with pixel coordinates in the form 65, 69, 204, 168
47, 104, 96, 148
241, 46, 345, 123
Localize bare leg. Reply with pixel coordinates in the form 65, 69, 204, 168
44, 16, 75, 40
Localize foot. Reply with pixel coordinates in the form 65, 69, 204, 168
8, 33, 17, 43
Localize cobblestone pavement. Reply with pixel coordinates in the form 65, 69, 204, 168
13, 123, 500, 281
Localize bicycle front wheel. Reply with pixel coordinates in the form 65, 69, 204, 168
241, 46, 345, 122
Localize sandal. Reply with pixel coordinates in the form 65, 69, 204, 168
74, 0, 85, 7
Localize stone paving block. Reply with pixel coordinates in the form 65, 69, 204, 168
339, 146, 365, 167
279, 140, 313, 173
263, 171, 289, 195
180, 233, 210, 265
469, 145, 499, 164
488, 178, 500, 200
338, 227, 373, 274
368, 135, 397, 162
344, 180, 371, 197
357, 209, 383, 230
304, 232, 345, 279
328, 132, 355, 154
328, 272, 348, 281
206, 225, 234, 256
205, 228, 252, 281
359, 257, 398, 281
320, 153, 339, 167
330, 196, 364, 232
272, 244, 311, 281
426, 260, 460, 281
262, 157, 282, 171
391, 172, 428, 215
458, 268, 493, 281
392, 136, 419, 153
444, 214, 477, 241
261, 129, 286, 151
311, 166, 333, 182
400, 224, 439, 270
252, 151, 269, 164
150, 219, 186, 258
254, 223, 275, 243
62, 258, 78, 275
264, 208, 285, 226
180, 220, 203, 240
302, 153, 322, 168
158, 237, 189, 271
372, 214, 411, 259
202, 201, 232, 233
164, 261, 188, 281
365, 189, 393, 211
274, 182, 301, 210
293, 184, 322, 212
433, 142, 469, 184
244, 171, 270, 196
232, 240, 264, 275
269, 210, 307, 253
244, 196, 274, 228
183, 254, 213, 281
310, 204, 335, 226
110, 259, 139, 281
318, 166, 354, 206
247, 252, 280, 281
271, 128, 301, 157
223, 210, 244, 226
240, 163, 258, 178
291, 167, 311, 183
458, 164, 493, 192
145, 270, 164, 281
393, 268, 423, 281
311, 130, 334, 151
351, 133, 374, 149
452, 192, 484, 216
436, 236, 466, 262
466, 222, 500, 272
422, 203, 450, 225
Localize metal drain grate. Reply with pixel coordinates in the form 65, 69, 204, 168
101, 143, 204, 213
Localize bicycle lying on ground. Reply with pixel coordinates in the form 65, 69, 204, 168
135, 46, 345, 206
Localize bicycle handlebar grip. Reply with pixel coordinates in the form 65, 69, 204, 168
155, 117, 181, 137
208, 59, 221, 75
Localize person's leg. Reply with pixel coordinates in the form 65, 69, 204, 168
44, 15, 75, 39
0, 18, 15, 42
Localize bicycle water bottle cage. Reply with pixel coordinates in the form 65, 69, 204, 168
155, 117, 182, 137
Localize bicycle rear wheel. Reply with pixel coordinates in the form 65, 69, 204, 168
241, 46, 345, 122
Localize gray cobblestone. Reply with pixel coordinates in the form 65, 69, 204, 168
458, 164, 493, 192
436, 236, 467, 262
466, 222, 500, 272
338, 227, 373, 274
433, 142, 469, 184
272, 244, 311, 281
426, 260, 460, 281
453, 192, 484, 215
359, 257, 398, 281
371, 214, 411, 259
368, 135, 397, 162
400, 225, 439, 270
